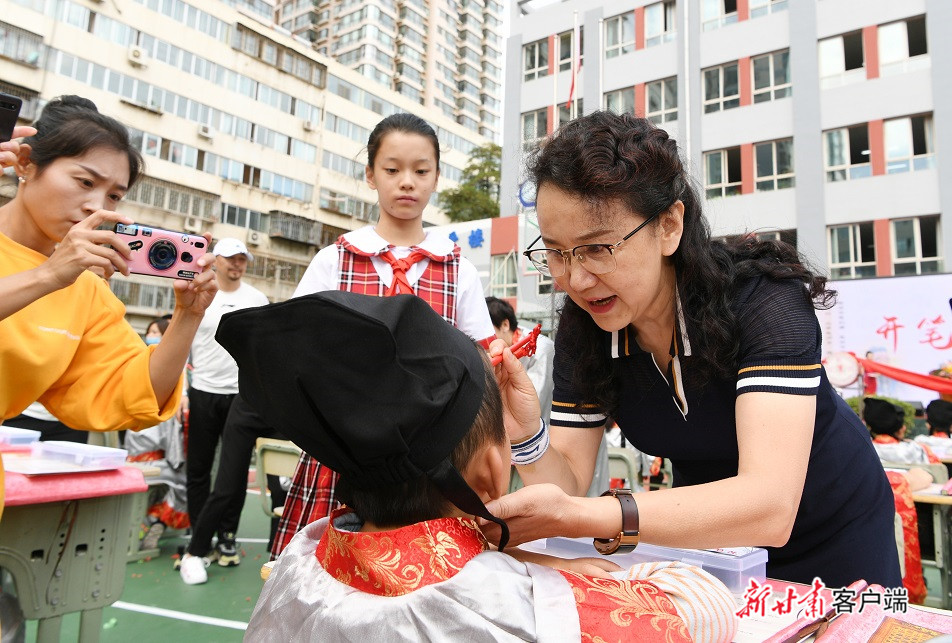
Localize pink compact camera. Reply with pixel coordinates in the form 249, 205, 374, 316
115, 223, 207, 280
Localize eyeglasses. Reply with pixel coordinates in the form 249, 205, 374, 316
522, 213, 659, 278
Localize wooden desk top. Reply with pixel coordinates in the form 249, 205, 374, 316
912, 483, 952, 505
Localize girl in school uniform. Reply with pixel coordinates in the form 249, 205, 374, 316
270, 113, 496, 558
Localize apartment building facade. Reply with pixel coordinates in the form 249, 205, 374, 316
1, 0, 489, 331
500, 0, 952, 323
273, 0, 504, 142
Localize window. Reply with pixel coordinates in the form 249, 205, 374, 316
490, 254, 518, 298
0, 21, 44, 67
754, 139, 794, 191
828, 223, 876, 279
818, 32, 864, 88
702, 0, 737, 31
749, 0, 787, 19
646, 77, 677, 123
703, 62, 739, 113
752, 50, 791, 103
557, 29, 582, 71
879, 16, 929, 76
605, 87, 635, 116
522, 108, 547, 151
645, 1, 676, 46
523, 39, 548, 81
704, 147, 742, 198
885, 115, 934, 174
604, 13, 634, 59
559, 99, 583, 127
893, 216, 940, 275
824, 124, 871, 181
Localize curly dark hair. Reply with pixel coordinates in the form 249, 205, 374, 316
529, 111, 834, 414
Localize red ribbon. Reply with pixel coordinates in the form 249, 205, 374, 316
853, 353, 952, 394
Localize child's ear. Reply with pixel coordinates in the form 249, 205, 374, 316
462, 442, 509, 503
365, 165, 376, 190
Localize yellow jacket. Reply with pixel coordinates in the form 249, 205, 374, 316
0, 231, 181, 517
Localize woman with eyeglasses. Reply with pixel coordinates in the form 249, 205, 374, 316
486, 111, 901, 589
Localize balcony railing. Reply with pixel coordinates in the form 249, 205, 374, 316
269, 211, 322, 245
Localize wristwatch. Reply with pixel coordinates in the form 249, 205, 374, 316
593, 489, 640, 555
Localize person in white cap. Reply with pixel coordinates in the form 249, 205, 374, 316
181, 238, 268, 570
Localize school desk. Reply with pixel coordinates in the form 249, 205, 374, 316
911, 484, 952, 610
0, 462, 147, 642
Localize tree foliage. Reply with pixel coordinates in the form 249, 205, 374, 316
439, 143, 501, 222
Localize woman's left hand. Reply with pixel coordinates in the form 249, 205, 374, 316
172, 233, 217, 316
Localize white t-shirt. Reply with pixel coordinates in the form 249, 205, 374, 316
190, 282, 269, 394
293, 226, 495, 343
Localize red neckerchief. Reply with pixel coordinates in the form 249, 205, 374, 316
378, 249, 428, 296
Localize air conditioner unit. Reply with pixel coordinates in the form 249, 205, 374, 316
303, 119, 314, 132
247, 230, 261, 246
183, 216, 201, 233
197, 124, 214, 139
127, 45, 148, 67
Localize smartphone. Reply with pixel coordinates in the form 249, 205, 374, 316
115, 223, 207, 280
0, 92, 23, 143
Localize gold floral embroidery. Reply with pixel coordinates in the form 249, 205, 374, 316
412, 529, 464, 578
317, 510, 487, 597
343, 535, 424, 596
563, 572, 692, 642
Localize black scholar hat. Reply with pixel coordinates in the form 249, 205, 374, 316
215, 291, 509, 548
862, 397, 904, 435
926, 399, 952, 431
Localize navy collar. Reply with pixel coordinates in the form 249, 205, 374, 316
609, 290, 692, 419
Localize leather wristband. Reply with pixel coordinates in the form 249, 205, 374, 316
593, 489, 640, 555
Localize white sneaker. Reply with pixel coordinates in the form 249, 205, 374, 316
179, 553, 209, 585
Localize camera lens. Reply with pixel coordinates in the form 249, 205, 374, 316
148, 239, 178, 271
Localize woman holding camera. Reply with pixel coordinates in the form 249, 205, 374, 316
0, 96, 216, 515
487, 111, 900, 589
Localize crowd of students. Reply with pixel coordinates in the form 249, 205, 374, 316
4, 96, 947, 640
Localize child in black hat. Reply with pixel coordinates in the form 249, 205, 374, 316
862, 397, 939, 604
925, 398, 952, 439
864, 397, 938, 479
218, 291, 737, 643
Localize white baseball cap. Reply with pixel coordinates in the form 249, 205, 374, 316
213, 238, 253, 261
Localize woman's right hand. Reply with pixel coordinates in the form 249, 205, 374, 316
0, 126, 37, 168
481, 483, 586, 547
489, 338, 542, 443
41, 210, 134, 287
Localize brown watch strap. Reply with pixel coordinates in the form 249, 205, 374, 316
615, 490, 639, 536
594, 489, 640, 554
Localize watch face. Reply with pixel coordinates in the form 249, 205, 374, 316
594, 536, 621, 555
